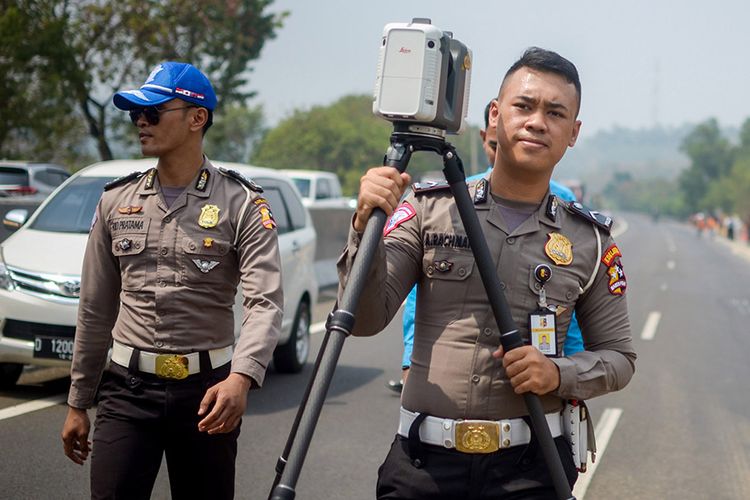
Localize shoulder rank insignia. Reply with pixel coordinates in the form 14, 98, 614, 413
565, 201, 613, 232
195, 168, 210, 191
412, 180, 450, 195
473, 178, 488, 204
546, 195, 558, 221
103, 170, 146, 191
545, 232, 573, 266
198, 204, 220, 228
218, 167, 263, 193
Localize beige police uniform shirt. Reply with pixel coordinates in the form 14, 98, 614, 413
338, 178, 636, 420
68, 159, 283, 409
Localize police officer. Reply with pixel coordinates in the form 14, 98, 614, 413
60, 62, 283, 500
339, 48, 636, 498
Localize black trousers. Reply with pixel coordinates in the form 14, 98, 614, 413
90, 361, 240, 500
376, 434, 578, 500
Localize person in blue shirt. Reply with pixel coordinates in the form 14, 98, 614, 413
388, 100, 584, 393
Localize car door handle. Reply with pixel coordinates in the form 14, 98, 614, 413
291, 241, 301, 253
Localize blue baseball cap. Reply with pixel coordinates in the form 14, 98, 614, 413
113, 62, 217, 111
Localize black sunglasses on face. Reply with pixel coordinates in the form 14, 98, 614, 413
129, 105, 197, 126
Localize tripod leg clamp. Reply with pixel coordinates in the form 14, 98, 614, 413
327, 309, 356, 336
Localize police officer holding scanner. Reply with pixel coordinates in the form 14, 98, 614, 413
60, 62, 283, 499
340, 48, 635, 498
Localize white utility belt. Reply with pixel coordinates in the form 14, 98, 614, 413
398, 406, 562, 454
111, 340, 233, 380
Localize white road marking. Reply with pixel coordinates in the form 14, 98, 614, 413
572, 407, 624, 499
311, 321, 327, 335
0, 394, 67, 421
641, 311, 662, 340
666, 260, 676, 270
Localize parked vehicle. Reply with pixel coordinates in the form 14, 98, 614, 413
0, 159, 317, 387
281, 169, 353, 208
0, 161, 70, 198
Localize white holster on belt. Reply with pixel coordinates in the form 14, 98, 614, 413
562, 399, 597, 472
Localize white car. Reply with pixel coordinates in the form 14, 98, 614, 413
0, 159, 317, 387
281, 169, 353, 208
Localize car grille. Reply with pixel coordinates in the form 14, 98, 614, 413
3, 319, 76, 341
7, 266, 80, 299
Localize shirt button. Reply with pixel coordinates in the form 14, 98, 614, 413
499, 282, 506, 290
534, 282, 542, 290
458, 268, 466, 277
155, 340, 164, 348
161, 247, 168, 255
566, 291, 573, 300
189, 242, 196, 250
483, 328, 492, 336
426, 266, 434, 275
471, 374, 480, 383
164, 216, 172, 223
506, 237, 516, 244
159, 281, 166, 287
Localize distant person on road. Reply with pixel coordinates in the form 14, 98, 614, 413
388, 99, 585, 394
61, 61, 283, 500
341, 47, 636, 498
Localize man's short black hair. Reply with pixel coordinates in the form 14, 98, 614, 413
484, 100, 492, 129
501, 47, 581, 114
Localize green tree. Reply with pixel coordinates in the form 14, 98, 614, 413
2, 0, 285, 163
0, 1, 90, 164
678, 118, 733, 211
252, 94, 484, 195
205, 104, 265, 162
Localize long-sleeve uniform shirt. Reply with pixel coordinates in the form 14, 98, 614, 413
68, 160, 283, 409
338, 179, 636, 420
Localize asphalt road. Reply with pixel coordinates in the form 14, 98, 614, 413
1, 212, 750, 499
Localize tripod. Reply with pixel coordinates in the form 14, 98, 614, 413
269, 129, 575, 500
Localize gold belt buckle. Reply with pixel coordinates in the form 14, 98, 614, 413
155, 354, 189, 380
454, 420, 500, 454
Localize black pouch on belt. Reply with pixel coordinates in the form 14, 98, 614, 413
125, 347, 143, 391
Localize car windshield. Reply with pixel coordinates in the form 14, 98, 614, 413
30, 176, 113, 233
0, 168, 29, 185
291, 178, 311, 198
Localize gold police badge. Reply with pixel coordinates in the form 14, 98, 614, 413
545, 232, 573, 266
198, 204, 220, 228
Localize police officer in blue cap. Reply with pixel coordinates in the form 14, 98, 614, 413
61, 62, 283, 499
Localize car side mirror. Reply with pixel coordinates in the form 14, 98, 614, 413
3, 209, 29, 231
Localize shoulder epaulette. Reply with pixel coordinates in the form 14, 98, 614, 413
103, 171, 146, 191
564, 201, 613, 233
218, 167, 263, 193
412, 180, 450, 195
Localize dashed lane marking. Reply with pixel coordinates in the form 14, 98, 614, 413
667, 260, 676, 270
572, 407, 624, 499
641, 311, 662, 340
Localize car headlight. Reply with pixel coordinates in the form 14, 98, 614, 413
0, 251, 15, 291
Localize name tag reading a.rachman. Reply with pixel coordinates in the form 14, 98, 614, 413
529, 309, 557, 357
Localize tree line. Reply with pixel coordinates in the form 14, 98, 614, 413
603, 118, 750, 226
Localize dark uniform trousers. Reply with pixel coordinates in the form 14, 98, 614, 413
376, 431, 578, 500
90, 354, 240, 500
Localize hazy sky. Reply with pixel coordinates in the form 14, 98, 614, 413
250, 0, 750, 140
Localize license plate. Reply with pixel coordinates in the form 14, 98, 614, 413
33, 336, 74, 361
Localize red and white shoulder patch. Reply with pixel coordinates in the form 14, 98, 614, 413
601, 244, 622, 266
383, 202, 416, 236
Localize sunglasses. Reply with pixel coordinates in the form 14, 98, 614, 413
128, 105, 197, 126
